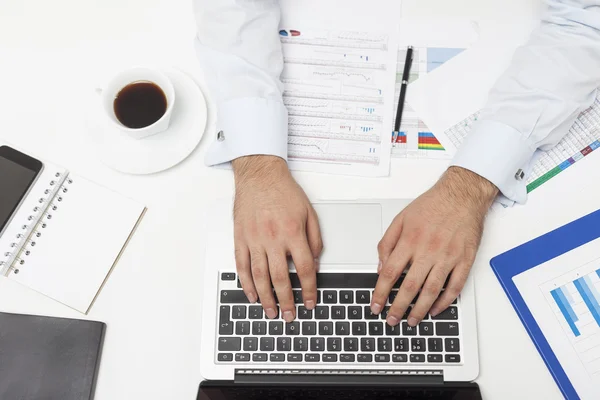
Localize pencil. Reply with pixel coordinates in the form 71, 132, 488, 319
393, 46, 414, 134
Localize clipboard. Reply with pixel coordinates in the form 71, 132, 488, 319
490, 209, 600, 400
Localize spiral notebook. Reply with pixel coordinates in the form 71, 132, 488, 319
0, 143, 145, 313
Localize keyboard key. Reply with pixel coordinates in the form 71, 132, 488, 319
388, 290, 398, 304
356, 291, 370, 304
288, 273, 405, 289
428, 354, 443, 363
432, 306, 458, 320
218, 353, 233, 362
249, 306, 263, 319
445, 354, 461, 363
344, 338, 359, 352
340, 291, 353, 304
392, 354, 408, 363
401, 322, 417, 336
411, 338, 426, 352
380, 306, 390, 320
310, 337, 325, 351
294, 337, 309, 352
452, 298, 458, 305
286, 321, 300, 335
375, 354, 390, 362
352, 322, 367, 336
218, 337, 241, 351
358, 354, 373, 362
252, 321, 267, 335
410, 354, 425, 363
243, 337, 258, 351
323, 354, 338, 362
319, 322, 334, 335
270, 353, 285, 362
298, 306, 313, 319
445, 338, 460, 352
348, 306, 362, 319
252, 353, 268, 362
305, 354, 320, 362
269, 321, 284, 335
364, 307, 379, 320
232, 306, 246, 319
428, 338, 443, 353
340, 354, 356, 362
277, 337, 292, 351
394, 338, 409, 352
288, 353, 302, 362
327, 338, 342, 352
323, 291, 337, 304
260, 337, 275, 352
419, 322, 434, 336
293, 290, 303, 304
377, 338, 392, 352
237, 279, 242, 288
236, 321, 250, 335
385, 323, 400, 336
235, 353, 250, 362
220, 290, 250, 304
336, 322, 350, 336
303, 321, 317, 336
219, 306, 233, 335
315, 306, 329, 319
332, 306, 345, 319
369, 322, 384, 336
221, 273, 236, 281
361, 338, 375, 352
436, 322, 459, 336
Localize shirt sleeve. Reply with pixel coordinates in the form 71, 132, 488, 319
193, 0, 288, 166
451, 0, 600, 204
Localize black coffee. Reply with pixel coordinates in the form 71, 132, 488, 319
114, 81, 167, 129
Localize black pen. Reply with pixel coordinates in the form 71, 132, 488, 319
393, 46, 414, 136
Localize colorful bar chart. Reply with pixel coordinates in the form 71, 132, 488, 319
393, 131, 407, 144
418, 132, 445, 151
551, 287, 581, 337
574, 275, 600, 327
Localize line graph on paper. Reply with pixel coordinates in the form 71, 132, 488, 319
542, 258, 600, 377
443, 95, 600, 193
280, 29, 396, 175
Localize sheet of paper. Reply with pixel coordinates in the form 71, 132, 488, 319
513, 237, 600, 399
280, 0, 401, 176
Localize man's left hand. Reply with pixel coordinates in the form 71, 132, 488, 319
371, 166, 498, 327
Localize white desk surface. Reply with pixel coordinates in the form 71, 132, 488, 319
1, 1, 598, 399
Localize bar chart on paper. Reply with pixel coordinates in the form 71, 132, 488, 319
544, 262, 600, 378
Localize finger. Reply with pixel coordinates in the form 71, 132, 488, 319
371, 244, 410, 316
250, 247, 278, 319
409, 264, 450, 324
289, 237, 318, 311
387, 256, 432, 327
431, 262, 471, 316
306, 207, 324, 260
235, 242, 257, 303
268, 249, 296, 323
377, 213, 404, 272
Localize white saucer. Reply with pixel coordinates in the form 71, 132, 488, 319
86, 68, 209, 175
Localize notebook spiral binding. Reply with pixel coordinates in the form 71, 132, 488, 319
0, 171, 72, 275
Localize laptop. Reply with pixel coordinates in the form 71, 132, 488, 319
199, 200, 481, 399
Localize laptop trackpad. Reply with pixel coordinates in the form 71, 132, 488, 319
313, 203, 382, 265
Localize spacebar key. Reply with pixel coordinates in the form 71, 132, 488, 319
220, 290, 250, 304
289, 273, 403, 289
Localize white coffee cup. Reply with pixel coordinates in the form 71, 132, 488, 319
99, 67, 175, 139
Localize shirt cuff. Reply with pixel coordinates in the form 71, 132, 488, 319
450, 119, 537, 204
204, 97, 288, 166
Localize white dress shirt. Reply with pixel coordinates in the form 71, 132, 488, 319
194, 0, 600, 204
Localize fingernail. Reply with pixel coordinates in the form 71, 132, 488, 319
387, 316, 399, 326
266, 308, 277, 319
306, 300, 315, 310
283, 311, 294, 323
377, 261, 382, 273
430, 308, 439, 317
371, 303, 382, 315
408, 317, 418, 327
246, 293, 257, 304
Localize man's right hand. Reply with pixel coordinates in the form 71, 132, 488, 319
232, 155, 323, 323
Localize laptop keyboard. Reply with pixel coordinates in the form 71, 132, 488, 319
216, 272, 462, 365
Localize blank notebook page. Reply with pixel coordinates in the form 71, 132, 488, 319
10, 174, 145, 313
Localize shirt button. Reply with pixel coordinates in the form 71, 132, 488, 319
217, 130, 225, 142
514, 169, 525, 181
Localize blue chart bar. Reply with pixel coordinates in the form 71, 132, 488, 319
597, 269, 600, 279
574, 277, 600, 328
551, 287, 581, 337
